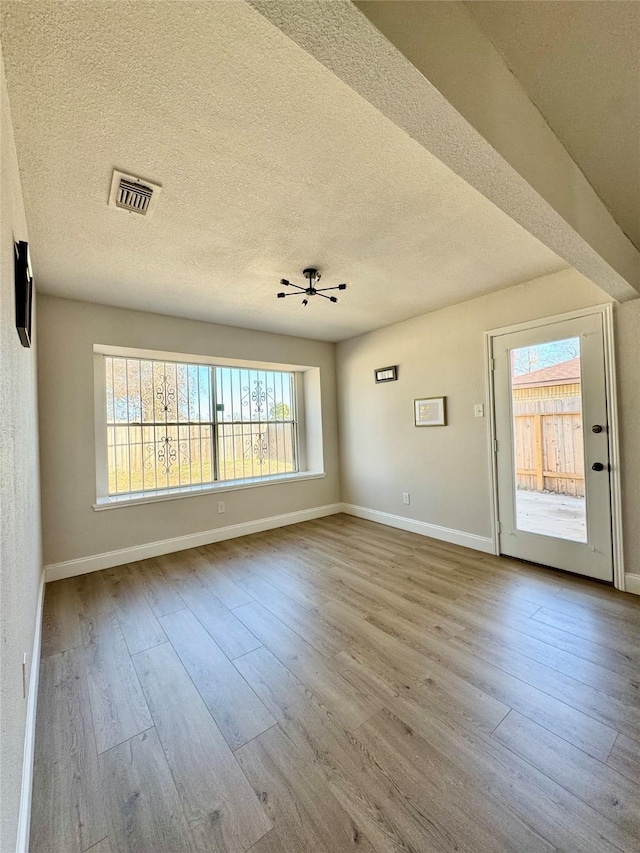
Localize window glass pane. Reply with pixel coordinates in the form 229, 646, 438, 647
215, 367, 296, 482
105, 357, 297, 495
510, 338, 586, 543
216, 422, 297, 481
140, 361, 155, 423
106, 357, 214, 495
216, 368, 294, 424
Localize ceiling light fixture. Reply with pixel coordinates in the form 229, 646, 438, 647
277, 268, 347, 306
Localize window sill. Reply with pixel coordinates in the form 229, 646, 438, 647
93, 471, 326, 511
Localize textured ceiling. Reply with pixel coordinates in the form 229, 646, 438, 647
466, 1, 640, 250
1, 1, 566, 342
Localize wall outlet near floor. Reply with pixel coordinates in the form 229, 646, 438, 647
217, 500, 226, 514
474, 403, 485, 418
402, 492, 410, 505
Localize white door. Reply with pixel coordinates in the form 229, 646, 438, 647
492, 313, 613, 581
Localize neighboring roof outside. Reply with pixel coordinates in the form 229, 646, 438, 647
513, 357, 581, 388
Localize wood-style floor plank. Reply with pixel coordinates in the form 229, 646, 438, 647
607, 734, 640, 784
170, 570, 261, 660
236, 724, 377, 853
104, 565, 167, 655
532, 606, 640, 658
30, 650, 106, 853
31, 515, 640, 853
553, 582, 640, 621
359, 708, 554, 853
493, 710, 640, 838
234, 646, 461, 853
321, 600, 511, 734
100, 728, 196, 853
452, 630, 640, 742
450, 618, 640, 707
75, 571, 116, 646
236, 571, 345, 658
238, 544, 328, 610
463, 596, 640, 680
160, 607, 275, 749
360, 681, 635, 852
191, 548, 255, 608
133, 641, 272, 852
130, 556, 186, 617
324, 599, 618, 760
83, 617, 153, 754
233, 601, 381, 728
532, 587, 640, 630
335, 646, 510, 739
41, 577, 81, 657
84, 838, 113, 853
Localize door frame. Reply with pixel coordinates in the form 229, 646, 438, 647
484, 303, 625, 590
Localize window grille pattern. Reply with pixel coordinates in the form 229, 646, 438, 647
105, 357, 297, 496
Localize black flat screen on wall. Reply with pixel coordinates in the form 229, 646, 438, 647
15, 240, 32, 348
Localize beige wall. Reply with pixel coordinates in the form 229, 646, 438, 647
337, 269, 639, 576
0, 54, 42, 852
37, 295, 340, 568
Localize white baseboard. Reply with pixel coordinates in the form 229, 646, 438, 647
341, 503, 495, 554
624, 573, 640, 596
44, 504, 343, 582
16, 572, 45, 853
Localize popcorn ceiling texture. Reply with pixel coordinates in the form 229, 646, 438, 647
252, 0, 639, 301
465, 0, 640, 251
0, 50, 42, 853
0, 0, 569, 343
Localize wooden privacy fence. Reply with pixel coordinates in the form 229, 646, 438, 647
513, 409, 585, 496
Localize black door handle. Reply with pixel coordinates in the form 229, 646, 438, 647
592, 462, 605, 471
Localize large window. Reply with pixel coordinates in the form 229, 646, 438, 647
104, 356, 298, 496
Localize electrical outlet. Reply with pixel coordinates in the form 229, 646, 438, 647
402, 492, 410, 505
217, 500, 226, 514
474, 404, 484, 418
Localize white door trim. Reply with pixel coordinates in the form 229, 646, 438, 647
484, 303, 625, 591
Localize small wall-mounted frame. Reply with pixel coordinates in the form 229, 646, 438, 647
414, 396, 446, 426
14, 240, 33, 348
375, 365, 398, 383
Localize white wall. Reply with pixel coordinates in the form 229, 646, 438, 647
0, 53, 42, 853
337, 268, 639, 577
37, 295, 341, 570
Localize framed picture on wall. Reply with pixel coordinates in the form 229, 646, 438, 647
374, 365, 398, 383
414, 396, 446, 426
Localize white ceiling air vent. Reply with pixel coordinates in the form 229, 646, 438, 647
108, 170, 162, 219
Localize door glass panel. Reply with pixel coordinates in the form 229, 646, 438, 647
510, 337, 587, 542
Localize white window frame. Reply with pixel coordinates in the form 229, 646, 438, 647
93, 344, 325, 510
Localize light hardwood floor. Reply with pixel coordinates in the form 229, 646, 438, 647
32, 514, 640, 853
